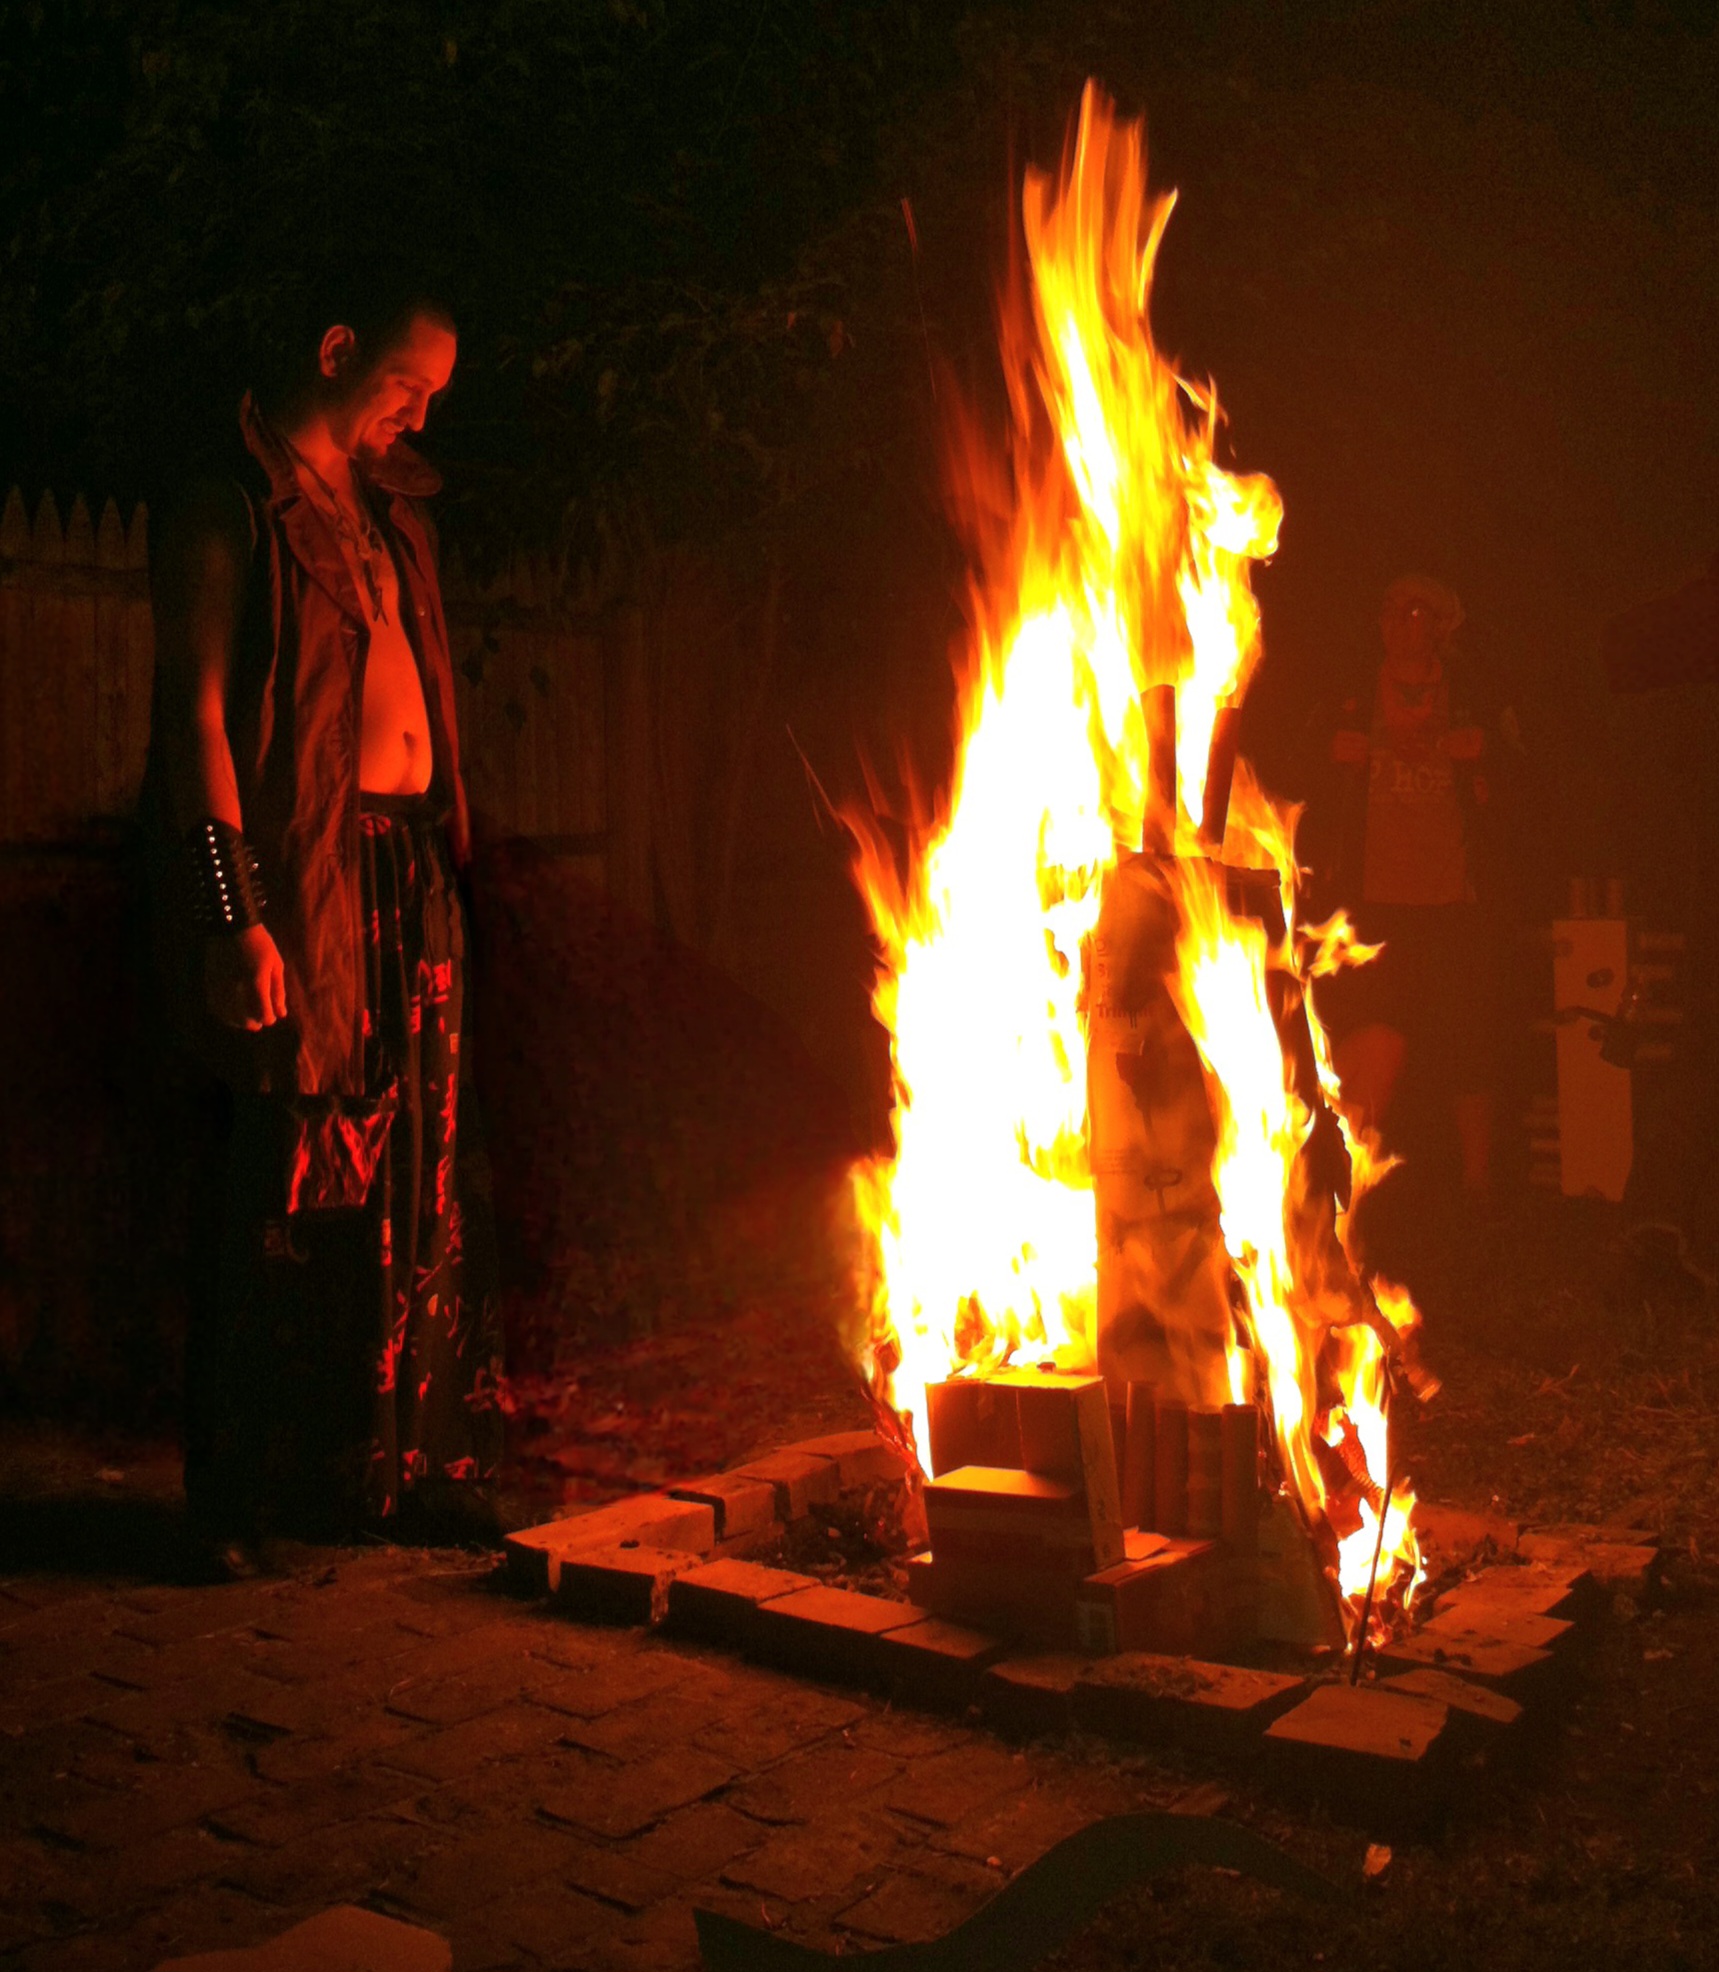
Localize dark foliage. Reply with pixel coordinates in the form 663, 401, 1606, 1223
0, 0, 963, 556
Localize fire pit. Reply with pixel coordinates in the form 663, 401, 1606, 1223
503, 1416, 1655, 1828
506, 86, 1660, 1827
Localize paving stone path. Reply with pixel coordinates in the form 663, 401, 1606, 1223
0, 1541, 1223, 1972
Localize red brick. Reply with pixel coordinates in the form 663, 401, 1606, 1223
873, 1617, 1005, 1707
844, 1710, 971, 1759
1377, 1667, 1524, 1751
250, 1712, 420, 1785
216, 1813, 426, 1909
1428, 1563, 1595, 1626
390, 1820, 585, 1920
504, 1497, 717, 1594
539, 1746, 739, 1839
722, 1816, 912, 1905
1518, 1532, 1659, 1597
624, 1802, 767, 1880
730, 1451, 842, 1522
1420, 1605, 1575, 1655
35, 1759, 256, 1852
85, 1669, 304, 1745
980, 1654, 1084, 1737
489, 1885, 615, 1964
0, 1671, 110, 1737
1535, 1517, 1656, 1545
692, 1685, 867, 1768
557, 1835, 681, 1912
383, 1662, 525, 1728
526, 1649, 685, 1720
905, 1550, 1077, 1648
204, 1764, 420, 1847
558, 1680, 741, 1762
1376, 1627, 1560, 1704
98, 1822, 231, 1903
552, 1544, 706, 1626
724, 1741, 904, 1825
784, 1430, 911, 1491
665, 1558, 819, 1651
372, 1701, 570, 1782
877, 1742, 1030, 1828
749, 1585, 924, 1682
1074, 1540, 1250, 1657
1072, 1653, 1308, 1750
1265, 1683, 1454, 1831
838, 1852, 999, 1945
667, 1472, 780, 1543
925, 1466, 1120, 1575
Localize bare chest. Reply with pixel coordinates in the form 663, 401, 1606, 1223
358, 541, 434, 794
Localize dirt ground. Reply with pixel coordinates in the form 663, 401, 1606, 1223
3, 1177, 1717, 1971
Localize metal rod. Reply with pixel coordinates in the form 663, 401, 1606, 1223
1348, 1463, 1398, 1686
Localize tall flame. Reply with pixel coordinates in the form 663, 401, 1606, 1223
848, 85, 1423, 1620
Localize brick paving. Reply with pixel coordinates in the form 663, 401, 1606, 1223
0, 1529, 1218, 1971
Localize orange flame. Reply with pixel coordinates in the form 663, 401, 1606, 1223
847, 85, 1423, 1622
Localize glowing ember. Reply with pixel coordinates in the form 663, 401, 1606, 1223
847, 84, 1425, 1625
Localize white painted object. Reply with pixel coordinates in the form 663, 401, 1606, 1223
1550, 917, 1633, 1202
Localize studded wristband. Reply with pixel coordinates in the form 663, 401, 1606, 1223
185, 817, 268, 934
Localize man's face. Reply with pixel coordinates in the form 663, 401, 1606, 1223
324, 314, 457, 461
1378, 598, 1452, 737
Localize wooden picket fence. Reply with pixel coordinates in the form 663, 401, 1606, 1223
0, 488, 153, 844
0, 485, 610, 855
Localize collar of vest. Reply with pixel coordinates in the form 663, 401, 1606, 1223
238, 393, 444, 504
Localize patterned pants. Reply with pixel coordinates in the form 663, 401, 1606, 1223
185, 796, 503, 1538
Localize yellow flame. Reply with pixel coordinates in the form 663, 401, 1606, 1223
847, 83, 1422, 1617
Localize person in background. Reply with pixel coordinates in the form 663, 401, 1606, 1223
144, 265, 503, 1575
1312, 574, 1519, 1201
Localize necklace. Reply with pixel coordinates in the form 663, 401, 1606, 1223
286, 446, 394, 625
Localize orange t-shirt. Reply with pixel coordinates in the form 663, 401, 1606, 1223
1360, 678, 1471, 906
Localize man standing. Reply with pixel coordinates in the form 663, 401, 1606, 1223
1313, 575, 1515, 1200
146, 272, 502, 1569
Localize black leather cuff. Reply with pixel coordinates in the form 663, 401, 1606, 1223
185, 818, 268, 934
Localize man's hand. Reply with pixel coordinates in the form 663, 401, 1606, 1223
205, 925, 288, 1030
1330, 728, 1370, 765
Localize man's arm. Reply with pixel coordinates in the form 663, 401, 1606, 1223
151, 483, 288, 1031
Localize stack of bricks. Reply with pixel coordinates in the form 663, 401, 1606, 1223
908, 1369, 1264, 1656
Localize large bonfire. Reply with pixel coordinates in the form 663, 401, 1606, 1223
847, 85, 1427, 1626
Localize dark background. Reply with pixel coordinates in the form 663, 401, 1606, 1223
3, 0, 1717, 1412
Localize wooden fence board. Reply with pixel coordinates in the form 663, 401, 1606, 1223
122, 504, 153, 810
93, 500, 129, 816
0, 486, 30, 841
61, 496, 100, 833
24, 494, 65, 841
